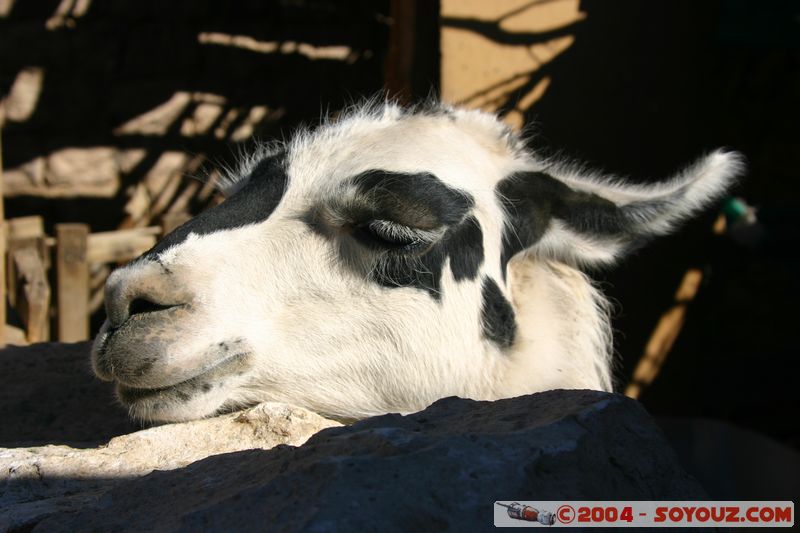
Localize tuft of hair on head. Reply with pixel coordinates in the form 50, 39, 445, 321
213, 140, 287, 197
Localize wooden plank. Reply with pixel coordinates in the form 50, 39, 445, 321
44, 226, 160, 264
166, 180, 200, 215
121, 152, 189, 229
197, 169, 221, 202
625, 268, 703, 400
12, 246, 50, 343
149, 171, 183, 219
89, 263, 111, 314
3, 324, 27, 346
5, 216, 48, 302
161, 212, 192, 234
6, 215, 44, 241
85, 226, 160, 264
56, 223, 90, 342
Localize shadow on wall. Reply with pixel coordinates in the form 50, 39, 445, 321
440, 0, 587, 129
442, 0, 800, 448
0, 0, 391, 230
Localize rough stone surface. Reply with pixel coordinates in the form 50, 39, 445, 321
0, 403, 340, 531
2, 389, 707, 532
0, 342, 136, 447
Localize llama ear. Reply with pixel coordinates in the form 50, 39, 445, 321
498, 150, 745, 269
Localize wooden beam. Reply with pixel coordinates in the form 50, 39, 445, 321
89, 263, 111, 314
166, 180, 200, 216
385, 0, 417, 104
5, 216, 48, 306
44, 226, 160, 264
12, 246, 50, 343
625, 268, 704, 399
6, 215, 45, 241
56, 223, 90, 342
161, 212, 192, 234
85, 226, 159, 264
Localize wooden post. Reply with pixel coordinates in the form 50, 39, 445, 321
385, 0, 416, 104
56, 223, 90, 342
5, 216, 47, 307
13, 247, 50, 343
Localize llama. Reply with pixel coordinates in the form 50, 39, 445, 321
91, 103, 743, 422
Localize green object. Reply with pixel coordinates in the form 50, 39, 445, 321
722, 197, 748, 223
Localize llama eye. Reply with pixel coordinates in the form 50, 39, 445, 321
357, 219, 427, 250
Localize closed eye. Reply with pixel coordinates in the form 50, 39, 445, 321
353, 219, 438, 252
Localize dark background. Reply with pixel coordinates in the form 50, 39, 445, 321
514, 0, 800, 450
1, 0, 798, 459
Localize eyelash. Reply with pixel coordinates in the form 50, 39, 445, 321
356, 219, 429, 251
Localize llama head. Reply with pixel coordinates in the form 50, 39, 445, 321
91, 103, 743, 422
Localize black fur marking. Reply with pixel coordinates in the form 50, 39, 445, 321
446, 216, 484, 281
305, 170, 482, 300
480, 277, 516, 348
497, 171, 632, 276
352, 170, 473, 229
144, 152, 289, 258
372, 215, 484, 299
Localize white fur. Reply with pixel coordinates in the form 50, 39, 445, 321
93, 102, 742, 422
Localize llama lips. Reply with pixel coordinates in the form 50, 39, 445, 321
92, 304, 208, 388
116, 351, 251, 405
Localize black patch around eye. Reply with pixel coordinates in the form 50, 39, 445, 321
497, 171, 626, 277
353, 170, 473, 229
480, 277, 516, 348
371, 216, 484, 300
143, 151, 289, 258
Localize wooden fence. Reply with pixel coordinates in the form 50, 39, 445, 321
1, 214, 189, 346
1, 95, 194, 346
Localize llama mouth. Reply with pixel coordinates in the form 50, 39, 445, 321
91, 305, 191, 383
91, 326, 113, 360
116, 351, 251, 405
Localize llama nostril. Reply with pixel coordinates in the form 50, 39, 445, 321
128, 298, 178, 318
107, 295, 179, 329
105, 269, 188, 329
104, 265, 189, 329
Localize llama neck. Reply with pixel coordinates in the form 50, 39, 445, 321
499, 256, 614, 396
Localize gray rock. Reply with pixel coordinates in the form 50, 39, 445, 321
24, 390, 706, 532
0, 342, 136, 447
0, 403, 340, 531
